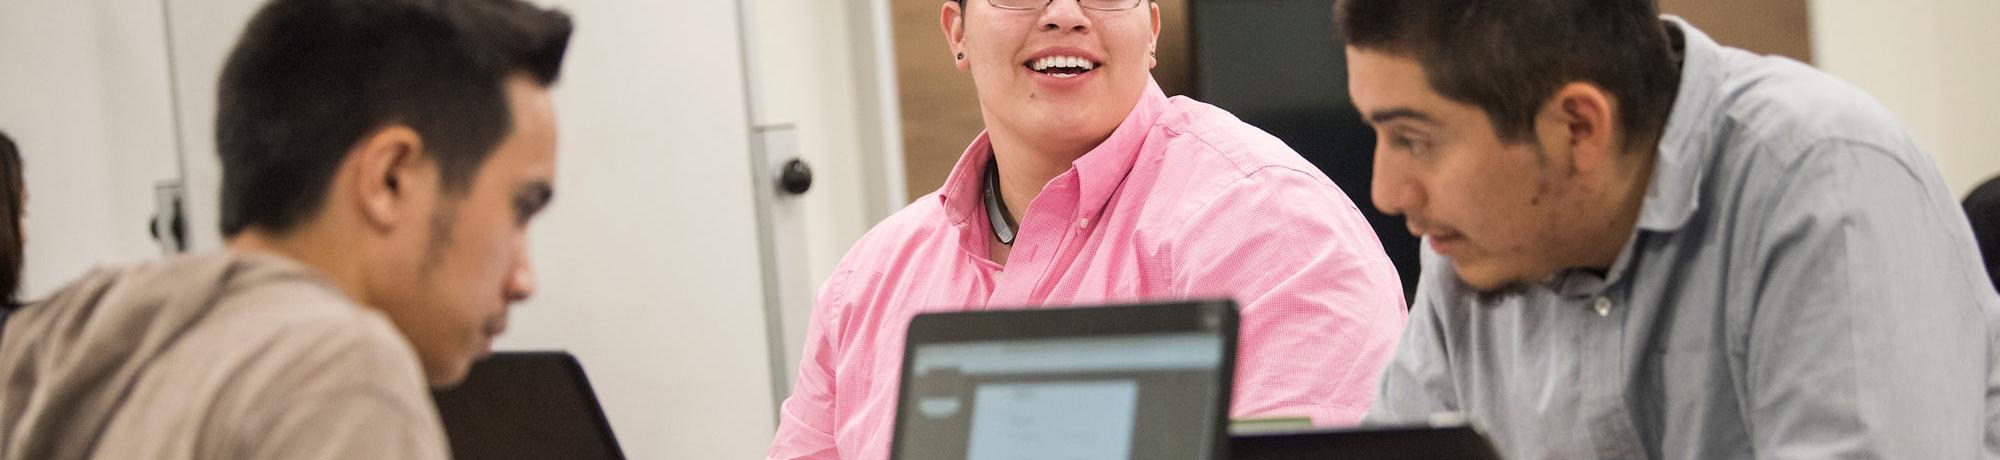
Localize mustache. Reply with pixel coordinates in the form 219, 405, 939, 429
1403, 214, 1459, 238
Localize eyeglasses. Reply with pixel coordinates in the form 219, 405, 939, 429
986, 0, 1145, 12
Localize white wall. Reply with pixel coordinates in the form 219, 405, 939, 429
1811, 0, 2000, 198
0, 0, 184, 300
746, 0, 873, 287
163, 0, 260, 254
745, 0, 906, 296
742, 0, 908, 394
492, 1, 777, 458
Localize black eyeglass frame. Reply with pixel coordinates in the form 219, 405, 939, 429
983, 0, 1146, 12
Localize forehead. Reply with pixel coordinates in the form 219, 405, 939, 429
1344, 48, 1438, 110
1345, 47, 1494, 130
483, 77, 557, 180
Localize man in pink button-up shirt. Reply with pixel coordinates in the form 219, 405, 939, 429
767, 0, 1407, 458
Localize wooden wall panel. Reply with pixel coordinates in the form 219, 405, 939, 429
1660, 0, 1812, 63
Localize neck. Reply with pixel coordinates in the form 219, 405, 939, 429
1576, 147, 1658, 270
226, 224, 368, 304
984, 128, 1102, 225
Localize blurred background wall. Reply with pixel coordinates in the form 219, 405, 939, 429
889, 0, 2000, 297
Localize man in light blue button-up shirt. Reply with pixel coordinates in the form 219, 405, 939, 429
1337, 0, 2000, 458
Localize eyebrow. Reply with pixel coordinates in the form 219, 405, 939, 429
1365, 107, 1441, 126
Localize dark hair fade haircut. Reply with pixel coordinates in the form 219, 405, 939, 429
0, 130, 22, 306
215, 0, 572, 237
1334, 0, 1681, 153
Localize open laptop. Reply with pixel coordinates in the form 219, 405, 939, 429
431, 351, 625, 460
1230, 424, 1504, 460
890, 300, 1239, 460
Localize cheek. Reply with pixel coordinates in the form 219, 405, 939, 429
439, 212, 517, 298
1105, 28, 1153, 74
969, 23, 1022, 64
1434, 173, 1526, 247
463, 229, 517, 289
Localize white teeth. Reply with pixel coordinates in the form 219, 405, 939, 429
1030, 55, 1097, 72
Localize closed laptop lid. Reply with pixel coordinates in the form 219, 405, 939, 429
431, 351, 625, 460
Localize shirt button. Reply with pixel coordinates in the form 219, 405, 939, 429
1077, 218, 1091, 229
1593, 297, 1612, 316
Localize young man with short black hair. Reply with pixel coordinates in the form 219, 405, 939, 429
0, 1, 571, 459
1339, 0, 2000, 457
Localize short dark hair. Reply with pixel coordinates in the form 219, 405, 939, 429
1335, 0, 1680, 152
216, 0, 572, 237
1967, 175, 2000, 294
0, 130, 23, 306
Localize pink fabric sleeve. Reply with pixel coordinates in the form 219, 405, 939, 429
766, 270, 850, 460
1167, 167, 1409, 427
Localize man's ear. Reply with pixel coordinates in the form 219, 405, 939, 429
1542, 82, 1620, 177
1148, 1, 1162, 69
351, 125, 429, 232
942, 1, 970, 72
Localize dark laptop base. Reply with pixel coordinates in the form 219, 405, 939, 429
1230, 425, 1504, 460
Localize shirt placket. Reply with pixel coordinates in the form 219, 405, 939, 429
1582, 284, 1644, 458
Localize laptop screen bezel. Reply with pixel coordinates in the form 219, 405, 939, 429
889, 299, 1239, 460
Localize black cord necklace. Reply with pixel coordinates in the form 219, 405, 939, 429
983, 157, 1017, 246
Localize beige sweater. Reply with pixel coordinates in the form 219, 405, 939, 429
0, 252, 449, 460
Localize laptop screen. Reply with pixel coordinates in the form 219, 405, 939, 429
892, 302, 1236, 460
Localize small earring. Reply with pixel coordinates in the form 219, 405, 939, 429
956, 52, 965, 60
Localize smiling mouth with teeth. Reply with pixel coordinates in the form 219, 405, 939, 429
1027, 55, 1099, 79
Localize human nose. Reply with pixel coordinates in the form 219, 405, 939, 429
1038, 0, 1091, 33
1370, 143, 1424, 217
